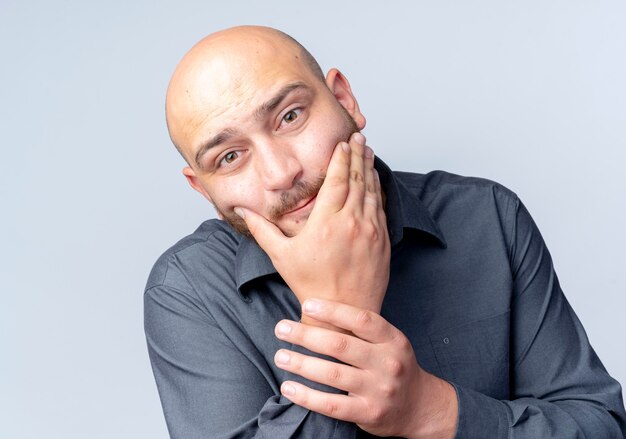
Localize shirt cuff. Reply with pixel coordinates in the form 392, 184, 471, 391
452, 382, 511, 439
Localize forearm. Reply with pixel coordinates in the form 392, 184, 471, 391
405, 373, 458, 439
452, 383, 624, 439
497, 197, 626, 437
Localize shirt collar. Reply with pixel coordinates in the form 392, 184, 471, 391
234, 157, 446, 293
374, 157, 447, 248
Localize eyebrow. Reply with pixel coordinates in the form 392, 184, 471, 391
194, 81, 311, 170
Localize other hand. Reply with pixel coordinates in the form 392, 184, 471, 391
273, 299, 458, 439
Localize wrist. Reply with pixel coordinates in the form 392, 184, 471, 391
406, 371, 458, 439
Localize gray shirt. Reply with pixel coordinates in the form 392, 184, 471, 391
144, 158, 626, 438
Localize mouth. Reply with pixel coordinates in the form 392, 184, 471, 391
282, 194, 317, 216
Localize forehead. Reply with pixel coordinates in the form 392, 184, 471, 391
168, 37, 319, 152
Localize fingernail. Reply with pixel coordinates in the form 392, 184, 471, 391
353, 132, 366, 145
303, 299, 321, 314
234, 207, 245, 218
365, 146, 374, 159
282, 382, 296, 396
276, 322, 292, 336
275, 350, 290, 365
341, 142, 350, 153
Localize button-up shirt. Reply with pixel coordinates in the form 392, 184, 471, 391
144, 158, 626, 438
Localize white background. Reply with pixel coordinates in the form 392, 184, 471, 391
1, 1, 624, 437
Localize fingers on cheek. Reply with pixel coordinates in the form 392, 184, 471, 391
350, 132, 366, 147
349, 135, 365, 169
336, 142, 351, 166
340, 141, 351, 155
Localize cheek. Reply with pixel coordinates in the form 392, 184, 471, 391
208, 180, 262, 213
308, 127, 350, 172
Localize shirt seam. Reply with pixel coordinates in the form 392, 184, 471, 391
502, 190, 519, 273
145, 228, 234, 292
144, 229, 239, 332
399, 173, 518, 194
144, 282, 220, 327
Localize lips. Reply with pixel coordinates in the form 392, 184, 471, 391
283, 194, 317, 216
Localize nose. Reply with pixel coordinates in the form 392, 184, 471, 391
255, 139, 303, 191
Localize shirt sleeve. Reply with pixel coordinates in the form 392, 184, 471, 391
452, 195, 626, 438
144, 284, 359, 439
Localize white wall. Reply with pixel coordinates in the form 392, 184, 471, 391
1, 1, 624, 437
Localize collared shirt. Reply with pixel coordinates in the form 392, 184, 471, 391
144, 158, 626, 438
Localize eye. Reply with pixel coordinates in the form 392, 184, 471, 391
281, 108, 302, 125
219, 151, 240, 167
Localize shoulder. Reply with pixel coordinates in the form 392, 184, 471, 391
145, 219, 242, 293
392, 170, 525, 254
394, 169, 520, 212
394, 169, 517, 198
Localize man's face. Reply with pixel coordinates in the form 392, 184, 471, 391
168, 31, 364, 237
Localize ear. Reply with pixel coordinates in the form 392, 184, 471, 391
183, 166, 213, 203
325, 68, 366, 130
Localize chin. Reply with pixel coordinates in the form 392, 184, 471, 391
278, 215, 310, 238
278, 223, 303, 238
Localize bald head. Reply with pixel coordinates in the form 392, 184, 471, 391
164, 25, 366, 237
166, 26, 325, 163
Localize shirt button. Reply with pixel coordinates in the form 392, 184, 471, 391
443, 337, 450, 345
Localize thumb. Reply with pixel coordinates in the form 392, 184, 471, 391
234, 207, 287, 258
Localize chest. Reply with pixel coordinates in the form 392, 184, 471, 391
381, 238, 513, 399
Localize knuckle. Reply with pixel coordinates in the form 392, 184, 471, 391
344, 217, 360, 238
395, 333, 413, 352
364, 194, 377, 206
350, 170, 364, 183
379, 381, 398, 399
368, 405, 386, 424
330, 335, 349, 354
325, 366, 342, 384
355, 309, 373, 328
363, 222, 378, 240
384, 357, 404, 377
324, 400, 340, 417
327, 174, 348, 187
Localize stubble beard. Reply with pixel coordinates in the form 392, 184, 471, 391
220, 175, 325, 238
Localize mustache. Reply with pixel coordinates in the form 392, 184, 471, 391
268, 174, 325, 220
218, 174, 326, 239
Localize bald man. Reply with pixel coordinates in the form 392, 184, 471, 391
144, 26, 626, 438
